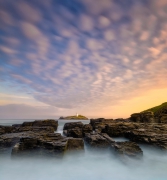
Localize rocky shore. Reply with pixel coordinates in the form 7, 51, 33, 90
0, 110, 167, 160
59, 114, 88, 120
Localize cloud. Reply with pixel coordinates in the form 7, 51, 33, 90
21, 22, 42, 39
0, 45, 16, 54
0, 10, 13, 26
12, 74, 32, 84
83, 0, 113, 15
21, 22, 49, 56
3, 37, 20, 46
79, 14, 94, 32
153, 38, 159, 45
98, 16, 110, 28
152, 0, 167, 8
17, 1, 42, 23
104, 30, 115, 41
86, 39, 103, 50
1, 0, 167, 117
148, 47, 161, 57
9, 59, 23, 66
67, 40, 80, 55
0, 104, 59, 119
140, 31, 149, 41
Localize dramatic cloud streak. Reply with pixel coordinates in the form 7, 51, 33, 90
0, 0, 167, 118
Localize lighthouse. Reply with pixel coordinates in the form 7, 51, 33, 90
76, 113, 78, 117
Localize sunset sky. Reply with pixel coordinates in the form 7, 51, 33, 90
0, 0, 167, 119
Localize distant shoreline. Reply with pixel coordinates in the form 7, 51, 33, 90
59, 115, 89, 120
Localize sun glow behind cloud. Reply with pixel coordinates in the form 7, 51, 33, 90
0, 0, 167, 118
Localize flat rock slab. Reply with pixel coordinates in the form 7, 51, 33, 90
63, 122, 84, 130
0, 131, 85, 157
12, 134, 68, 157
112, 141, 143, 158
67, 138, 84, 151
82, 124, 93, 135
84, 133, 115, 148
104, 122, 137, 137
21, 119, 58, 130
125, 129, 167, 150
66, 127, 83, 138
0, 120, 58, 135
63, 122, 93, 138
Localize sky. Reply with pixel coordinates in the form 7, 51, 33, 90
0, 0, 167, 119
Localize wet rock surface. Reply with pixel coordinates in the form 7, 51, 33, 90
125, 127, 167, 150
11, 133, 68, 157
66, 127, 83, 138
66, 138, 84, 151
63, 122, 93, 138
104, 122, 136, 137
0, 126, 15, 135
63, 122, 84, 130
84, 133, 114, 148
0, 120, 83, 157
130, 111, 155, 123
112, 141, 143, 158
21, 119, 58, 130
0, 119, 58, 135
1, 114, 167, 159
82, 124, 93, 135
159, 114, 167, 123
90, 118, 130, 133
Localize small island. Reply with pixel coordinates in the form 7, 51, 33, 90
59, 114, 88, 120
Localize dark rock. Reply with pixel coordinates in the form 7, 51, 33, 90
32, 120, 58, 130
67, 138, 84, 151
59, 116, 64, 119
90, 118, 112, 127
84, 133, 114, 148
22, 119, 58, 130
125, 126, 167, 150
22, 122, 34, 127
112, 141, 143, 158
0, 126, 5, 135
0, 133, 22, 152
11, 133, 67, 156
82, 124, 93, 136
64, 123, 93, 138
104, 122, 136, 137
18, 126, 55, 133
66, 127, 83, 138
1, 120, 58, 135
63, 122, 84, 130
130, 111, 155, 123
12, 124, 21, 127
100, 121, 167, 150
159, 114, 167, 123
10, 132, 85, 157
130, 113, 141, 123
90, 118, 129, 133
0, 126, 15, 135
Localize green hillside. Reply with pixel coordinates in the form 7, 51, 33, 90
142, 102, 167, 117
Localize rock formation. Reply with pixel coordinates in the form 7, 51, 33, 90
1, 103, 167, 160
63, 122, 92, 138
111, 141, 143, 159
0, 120, 84, 157
59, 115, 88, 120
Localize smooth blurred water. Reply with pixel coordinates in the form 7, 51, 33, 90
0, 119, 167, 180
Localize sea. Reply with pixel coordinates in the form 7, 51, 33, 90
0, 119, 167, 180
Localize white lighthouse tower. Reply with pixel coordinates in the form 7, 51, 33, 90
76, 113, 78, 117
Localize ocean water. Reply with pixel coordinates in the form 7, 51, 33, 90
0, 119, 167, 180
